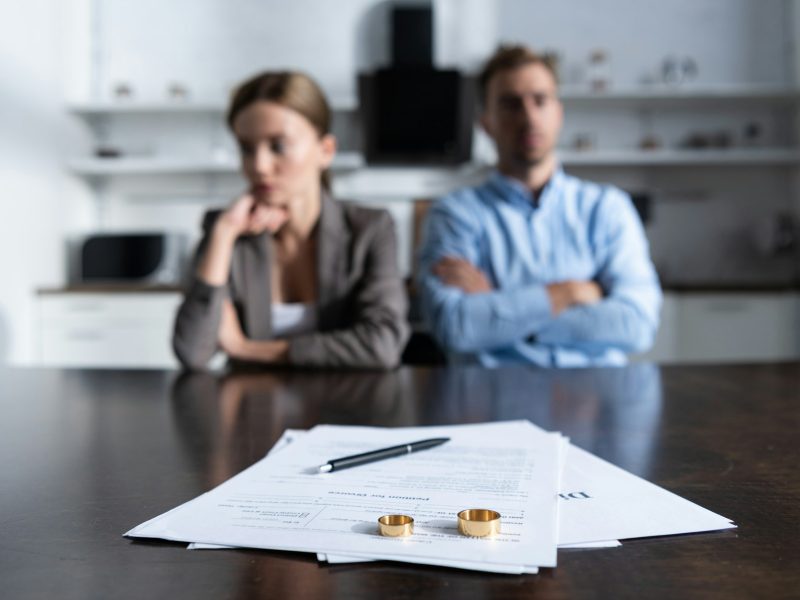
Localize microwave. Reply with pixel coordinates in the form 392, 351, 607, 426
70, 232, 187, 285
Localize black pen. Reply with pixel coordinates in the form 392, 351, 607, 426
316, 437, 450, 473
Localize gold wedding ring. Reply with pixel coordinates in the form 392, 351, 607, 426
457, 509, 501, 538
378, 514, 414, 537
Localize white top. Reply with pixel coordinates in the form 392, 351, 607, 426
271, 303, 318, 338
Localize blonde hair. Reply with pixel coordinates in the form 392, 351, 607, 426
227, 71, 333, 191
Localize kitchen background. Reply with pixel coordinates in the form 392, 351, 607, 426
1, 0, 799, 367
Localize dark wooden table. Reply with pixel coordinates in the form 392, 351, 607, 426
1, 363, 798, 599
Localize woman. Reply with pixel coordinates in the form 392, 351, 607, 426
173, 71, 409, 370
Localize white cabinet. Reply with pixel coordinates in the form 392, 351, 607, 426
38, 292, 182, 368
636, 291, 800, 364
676, 292, 800, 363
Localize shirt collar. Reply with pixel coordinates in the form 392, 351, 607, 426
486, 166, 566, 212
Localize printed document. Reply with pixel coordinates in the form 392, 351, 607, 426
129, 421, 734, 572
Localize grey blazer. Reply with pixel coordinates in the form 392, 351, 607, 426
173, 195, 409, 370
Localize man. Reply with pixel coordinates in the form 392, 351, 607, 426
417, 45, 662, 367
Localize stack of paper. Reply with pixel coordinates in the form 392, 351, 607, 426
126, 421, 735, 574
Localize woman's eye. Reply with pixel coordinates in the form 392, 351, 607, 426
271, 140, 286, 155
239, 143, 254, 156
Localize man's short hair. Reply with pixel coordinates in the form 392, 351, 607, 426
478, 44, 559, 108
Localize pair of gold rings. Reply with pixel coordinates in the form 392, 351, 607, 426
377, 509, 501, 538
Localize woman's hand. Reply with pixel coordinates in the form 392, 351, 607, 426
217, 300, 289, 364
198, 193, 287, 286
216, 193, 289, 239
218, 300, 248, 358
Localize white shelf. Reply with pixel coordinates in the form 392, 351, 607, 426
67, 148, 800, 177
558, 148, 800, 166
68, 156, 237, 175
67, 86, 800, 114
67, 152, 365, 175
559, 85, 800, 105
68, 102, 226, 115
68, 95, 357, 116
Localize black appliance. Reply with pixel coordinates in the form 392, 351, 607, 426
359, 5, 474, 165
71, 233, 186, 285
392, 5, 433, 68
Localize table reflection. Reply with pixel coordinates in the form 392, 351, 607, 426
170, 364, 662, 485
418, 364, 663, 477
170, 370, 412, 486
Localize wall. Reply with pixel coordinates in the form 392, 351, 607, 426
0, 0, 94, 365
498, 0, 791, 86
88, 0, 495, 103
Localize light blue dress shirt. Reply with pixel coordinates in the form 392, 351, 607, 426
417, 168, 662, 367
